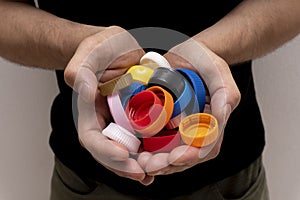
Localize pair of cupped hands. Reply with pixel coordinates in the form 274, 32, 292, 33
64, 26, 241, 186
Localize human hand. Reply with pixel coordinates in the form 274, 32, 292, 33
137, 39, 241, 176
64, 26, 154, 185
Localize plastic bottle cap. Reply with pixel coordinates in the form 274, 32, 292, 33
134, 86, 174, 137
148, 67, 185, 99
179, 113, 218, 148
171, 79, 193, 118
126, 65, 154, 85
98, 73, 134, 96
107, 92, 135, 133
102, 122, 141, 153
175, 68, 206, 112
140, 51, 172, 69
142, 129, 181, 153
126, 90, 163, 128
118, 82, 147, 108
166, 92, 196, 130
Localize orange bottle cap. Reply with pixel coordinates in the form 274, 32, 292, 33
179, 113, 218, 148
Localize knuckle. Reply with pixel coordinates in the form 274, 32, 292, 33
106, 25, 126, 35
80, 35, 100, 49
64, 66, 76, 87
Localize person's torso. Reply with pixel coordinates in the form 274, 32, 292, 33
38, 1, 266, 198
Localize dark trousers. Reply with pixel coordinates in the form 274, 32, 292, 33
50, 156, 269, 200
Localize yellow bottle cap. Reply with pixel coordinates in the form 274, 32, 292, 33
126, 65, 154, 85
179, 113, 218, 148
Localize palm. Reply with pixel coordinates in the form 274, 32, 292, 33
137, 40, 240, 176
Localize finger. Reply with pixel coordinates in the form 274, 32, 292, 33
145, 148, 198, 176
137, 151, 153, 170
104, 158, 146, 181
168, 135, 223, 166
139, 175, 155, 186
157, 165, 192, 175
150, 143, 224, 176
94, 90, 112, 126
101, 48, 144, 71
98, 48, 145, 82
133, 152, 156, 185
145, 153, 170, 175
203, 104, 212, 114
168, 145, 201, 166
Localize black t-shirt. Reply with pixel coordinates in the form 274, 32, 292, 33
38, 0, 265, 198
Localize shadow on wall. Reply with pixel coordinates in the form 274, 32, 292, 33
0, 58, 58, 200
253, 34, 300, 200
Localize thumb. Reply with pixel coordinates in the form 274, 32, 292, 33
168, 39, 240, 127
65, 64, 98, 104
64, 26, 143, 103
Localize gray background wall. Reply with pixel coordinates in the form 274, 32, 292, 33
0, 34, 299, 200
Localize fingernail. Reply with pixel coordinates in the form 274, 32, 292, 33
154, 171, 165, 175
78, 82, 91, 103
109, 156, 127, 161
198, 148, 210, 159
172, 162, 186, 166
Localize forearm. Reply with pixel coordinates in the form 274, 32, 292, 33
194, 0, 300, 65
0, 1, 104, 69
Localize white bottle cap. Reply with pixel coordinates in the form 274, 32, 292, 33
102, 122, 141, 153
140, 51, 172, 69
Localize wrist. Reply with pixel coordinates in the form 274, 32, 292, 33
193, 28, 236, 66
57, 21, 105, 69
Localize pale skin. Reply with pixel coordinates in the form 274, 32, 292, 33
0, 0, 299, 186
